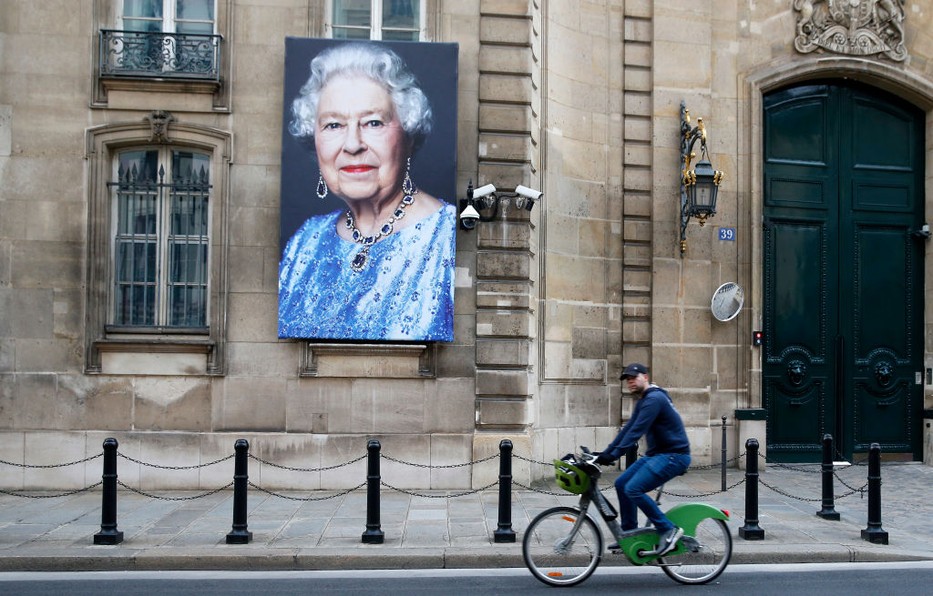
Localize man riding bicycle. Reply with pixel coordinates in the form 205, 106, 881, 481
595, 363, 691, 556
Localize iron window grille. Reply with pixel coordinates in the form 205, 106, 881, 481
107, 157, 211, 331
99, 29, 222, 81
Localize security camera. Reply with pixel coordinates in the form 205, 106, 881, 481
515, 185, 543, 201
515, 185, 543, 210
459, 203, 480, 230
471, 183, 497, 200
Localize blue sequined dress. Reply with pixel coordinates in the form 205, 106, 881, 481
278, 202, 456, 341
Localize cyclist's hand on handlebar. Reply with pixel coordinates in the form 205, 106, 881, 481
594, 452, 615, 466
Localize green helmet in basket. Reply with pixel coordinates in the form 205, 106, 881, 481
554, 455, 591, 494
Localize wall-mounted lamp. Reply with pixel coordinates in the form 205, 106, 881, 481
680, 101, 724, 256
459, 181, 543, 230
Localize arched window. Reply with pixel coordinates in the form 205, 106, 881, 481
110, 147, 211, 329
85, 115, 231, 375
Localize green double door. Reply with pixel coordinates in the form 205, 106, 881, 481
762, 82, 925, 462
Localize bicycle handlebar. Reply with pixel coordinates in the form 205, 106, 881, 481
578, 446, 598, 465
578, 445, 666, 501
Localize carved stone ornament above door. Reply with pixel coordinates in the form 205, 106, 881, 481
793, 0, 907, 62
146, 110, 175, 144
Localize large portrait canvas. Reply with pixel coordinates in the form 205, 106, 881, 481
278, 38, 459, 341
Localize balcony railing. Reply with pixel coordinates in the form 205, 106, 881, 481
99, 29, 222, 81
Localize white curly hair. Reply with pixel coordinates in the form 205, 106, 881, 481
289, 42, 433, 151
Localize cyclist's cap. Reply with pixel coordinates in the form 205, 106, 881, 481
620, 363, 648, 379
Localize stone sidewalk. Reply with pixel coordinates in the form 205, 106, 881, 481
1, 463, 931, 571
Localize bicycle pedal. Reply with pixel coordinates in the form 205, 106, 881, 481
639, 541, 682, 558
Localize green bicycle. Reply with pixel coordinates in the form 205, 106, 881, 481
522, 447, 732, 587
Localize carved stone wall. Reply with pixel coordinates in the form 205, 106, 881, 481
3, 1, 933, 491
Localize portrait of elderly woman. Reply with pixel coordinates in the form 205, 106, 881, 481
278, 40, 458, 341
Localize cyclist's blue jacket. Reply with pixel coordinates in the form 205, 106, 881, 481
602, 385, 690, 459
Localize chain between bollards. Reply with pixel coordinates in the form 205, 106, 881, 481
362, 439, 384, 544
817, 434, 840, 520
739, 437, 764, 540
93, 437, 124, 545
226, 439, 252, 544
50, 435, 901, 550
494, 439, 516, 543
861, 442, 888, 544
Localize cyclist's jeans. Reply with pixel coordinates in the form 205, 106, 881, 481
614, 453, 691, 532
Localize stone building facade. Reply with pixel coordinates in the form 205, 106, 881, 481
1, 0, 931, 491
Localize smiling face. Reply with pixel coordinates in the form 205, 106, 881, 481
314, 75, 411, 207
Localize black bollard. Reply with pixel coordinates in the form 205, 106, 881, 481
860, 443, 888, 544
362, 439, 384, 544
93, 437, 124, 545
226, 439, 253, 544
721, 416, 727, 492
738, 438, 765, 540
817, 434, 840, 520
494, 439, 516, 543
625, 444, 637, 469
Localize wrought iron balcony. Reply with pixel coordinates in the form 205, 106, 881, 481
99, 29, 222, 81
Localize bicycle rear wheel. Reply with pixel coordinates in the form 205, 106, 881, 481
659, 517, 732, 584
522, 506, 603, 587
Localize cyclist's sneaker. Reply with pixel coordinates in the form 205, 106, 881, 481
607, 541, 622, 552
656, 526, 683, 556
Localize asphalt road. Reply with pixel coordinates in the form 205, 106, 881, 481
2, 562, 932, 595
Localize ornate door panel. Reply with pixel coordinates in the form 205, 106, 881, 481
763, 82, 924, 462
844, 91, 923, 456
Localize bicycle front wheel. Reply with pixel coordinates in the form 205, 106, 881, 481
659, 517, 732, 584
522, 506, 603, 587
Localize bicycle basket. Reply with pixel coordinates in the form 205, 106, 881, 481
554, 456, 590, 494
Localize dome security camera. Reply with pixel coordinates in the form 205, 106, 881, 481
459, 203, 480, 230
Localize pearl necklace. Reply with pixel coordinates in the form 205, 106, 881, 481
345, 193, 416, 272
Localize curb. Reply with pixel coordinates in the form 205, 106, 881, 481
728, 544, 933, 565
1, 545, 930, 573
